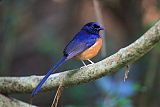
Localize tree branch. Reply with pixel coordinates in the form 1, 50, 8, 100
0, 94, 36, 107
0, 20, 160, 94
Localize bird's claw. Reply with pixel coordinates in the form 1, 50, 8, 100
80, 63, 94, 69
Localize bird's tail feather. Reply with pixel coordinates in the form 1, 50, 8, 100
31, 56, 67, 97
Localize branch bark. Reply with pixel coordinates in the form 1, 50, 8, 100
0, 20, 160, 94
0, 94, 36, 107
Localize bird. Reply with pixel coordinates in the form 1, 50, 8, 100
31, 22, 104, 97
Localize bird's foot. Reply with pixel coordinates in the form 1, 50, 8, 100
80, 63, 94, 69
80, 59, 94, 69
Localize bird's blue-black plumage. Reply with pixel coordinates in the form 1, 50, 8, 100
31, 22, 103, 97
64, 30, 99, 59
31, 56, 66, 97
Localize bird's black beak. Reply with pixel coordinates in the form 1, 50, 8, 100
99, 27, 104, 30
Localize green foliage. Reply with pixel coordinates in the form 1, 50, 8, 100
116, 98, 132, 107
156, 0, 160, 10
133, 82, 141, 92
35, 29, 63, 57
144, 20, 158, 30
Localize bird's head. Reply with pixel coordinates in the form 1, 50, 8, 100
82, 22, 104, 34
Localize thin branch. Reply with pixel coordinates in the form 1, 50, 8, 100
0, 20, 160, 94
0, 94, 36, 107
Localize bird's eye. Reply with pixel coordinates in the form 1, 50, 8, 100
93, 24, 100, 28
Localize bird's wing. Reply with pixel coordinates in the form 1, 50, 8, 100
64, 32, 97, 59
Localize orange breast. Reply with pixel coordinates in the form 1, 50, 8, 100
76, 38, 102, 60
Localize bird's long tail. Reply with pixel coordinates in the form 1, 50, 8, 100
31, 56, 67, 97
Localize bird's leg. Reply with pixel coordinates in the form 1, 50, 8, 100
86, 59, 95, 67
81, 60, 87, 66
87, 59, 94, 64
80, 60, 87, 69
80, 59, 95, 69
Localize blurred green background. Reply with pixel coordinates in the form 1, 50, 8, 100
0, 0, 160, 107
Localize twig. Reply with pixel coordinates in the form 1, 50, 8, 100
51, 85, 63, 107
124, 65, 130, 82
